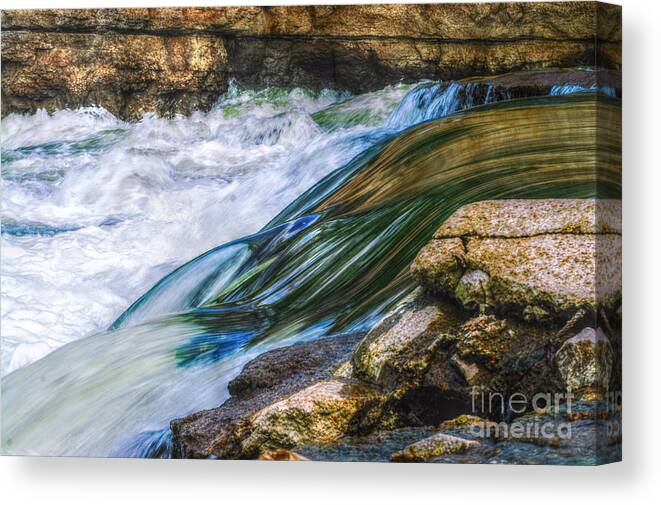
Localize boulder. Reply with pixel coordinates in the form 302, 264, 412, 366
433, 199, 621, 238
423, 312, 561, 415
437, 415, 491, 436
411, 199, 622, 322
349, 291, 561, 426
555, 327, 614, 399
348, 279, 569, 422
226, 333, 362, 399
391, 432, 478, 462
170, 333, 362, 459
241, 378, 386, 457
351, 291, 465, 391
411, 238, 466, 297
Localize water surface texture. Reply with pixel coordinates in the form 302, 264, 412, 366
1, 84, 403, 372
1, 83, 621, 457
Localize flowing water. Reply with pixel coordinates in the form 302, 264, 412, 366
0, 84, 398, 373
1, 77, 621, 457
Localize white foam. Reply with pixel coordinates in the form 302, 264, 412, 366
1, 85, 403, 374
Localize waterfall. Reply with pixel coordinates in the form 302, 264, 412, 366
1, 81, 621, 457
384, 81, 499, 130
0, 86, 392, 373
550, 84, 618, 97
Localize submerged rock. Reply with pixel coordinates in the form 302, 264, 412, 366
291, 400, 620, 464
411, 199, 622, 322
391, 432, 478, 462
293, 427, 438, 462
555, 327, 614, 399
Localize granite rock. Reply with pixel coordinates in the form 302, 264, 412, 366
411, 199, 622, 322
391, 432, 478, 462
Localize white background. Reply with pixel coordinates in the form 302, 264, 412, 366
1, 0, 659, 503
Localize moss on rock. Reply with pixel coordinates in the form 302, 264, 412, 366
391, 432, 478, 462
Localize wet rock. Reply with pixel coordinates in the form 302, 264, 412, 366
292, 402, 621, 464
410, 238, 466, 296
226, 333, 363, 400
294, 427, 438, 462
454, 270, 492, 311
333, 360, 353, 379
423, 313, 562, 419
486, 398, 621, 456
348, 283, 563, 423
351, 292, 465, 391
348, 291, 561, 426
430, 399, 621, 465
437, 414, 491, 436
172, 196, 621, 460
2, 4, 621, 119
170, 333, 362, 459
555, 327, 614, 399
411, 199, 622, 322
241, 378, 386, 457
391, 432, 478, 462
258, 448, 308, 461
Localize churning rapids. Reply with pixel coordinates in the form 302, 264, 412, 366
1, 77, 620, 457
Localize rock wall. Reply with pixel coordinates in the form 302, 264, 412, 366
1, 3, 621, 119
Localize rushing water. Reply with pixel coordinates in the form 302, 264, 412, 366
1, 76, 621, 457
0, 84, 400, 373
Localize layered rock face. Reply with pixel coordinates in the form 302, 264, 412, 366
0, 31, 228, 120
170, 198, 621, 463
1, 3, 621, 119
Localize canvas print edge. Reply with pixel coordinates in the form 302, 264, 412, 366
0, 2, 621, 464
